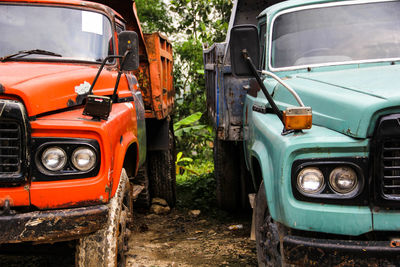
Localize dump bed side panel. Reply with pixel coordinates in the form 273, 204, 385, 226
204, 43, 249, 140
143, 33, 174, 120
204, 0, 270, 141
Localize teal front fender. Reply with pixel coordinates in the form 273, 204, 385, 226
248, 109, 372, 236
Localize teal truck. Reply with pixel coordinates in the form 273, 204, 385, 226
204, 0, 400, 265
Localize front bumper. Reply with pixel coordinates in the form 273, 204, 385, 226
0, 205, 108, 244
283, 234, 400, 265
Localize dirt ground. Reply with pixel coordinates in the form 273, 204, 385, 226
126, 208, 257, 267
0, 208, 257, 267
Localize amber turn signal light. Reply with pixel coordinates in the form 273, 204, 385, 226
283, 107, 312, 130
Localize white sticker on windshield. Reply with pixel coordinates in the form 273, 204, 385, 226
82, 11, 103, 35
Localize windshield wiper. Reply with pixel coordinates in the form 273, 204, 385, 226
0, 49, 62, 62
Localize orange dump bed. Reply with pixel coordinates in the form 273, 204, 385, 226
140, 33, 174, 119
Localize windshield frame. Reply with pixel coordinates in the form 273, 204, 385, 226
268, 0, 400, 72
0, 2, 117, 65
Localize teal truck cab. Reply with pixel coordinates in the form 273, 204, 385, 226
204, 0, 400, 265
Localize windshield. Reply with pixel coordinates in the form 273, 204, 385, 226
0, 4, 114, 62
271, 1, 400, 69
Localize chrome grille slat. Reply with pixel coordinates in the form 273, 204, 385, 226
383, 185, 400, 189
0, 146, 19, 150
383, 176, 400, 180
384, 166, 400, 170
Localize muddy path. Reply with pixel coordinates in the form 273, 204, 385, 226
126, 209, 257, 266
0, 208, 257, 267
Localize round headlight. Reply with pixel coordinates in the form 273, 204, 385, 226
329, 166, 358, 194
71, 147, 96, 172
297, 167, 325, 194
41, 147, 67, 171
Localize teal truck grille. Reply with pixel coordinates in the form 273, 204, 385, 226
375, 114, 400, 203
382, 139, 400, 197
0, 121, 21, 174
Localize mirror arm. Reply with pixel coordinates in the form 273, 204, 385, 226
89, 55, 123, 95
112, 50, 130, 103
242, 49, 284, 125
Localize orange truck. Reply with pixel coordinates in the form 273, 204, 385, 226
0, 0, 174, 265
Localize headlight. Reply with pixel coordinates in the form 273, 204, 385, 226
329, 166, 357, 194
41, 147, 67, 171
297, 167, 324, 194
71, 147, 96, 171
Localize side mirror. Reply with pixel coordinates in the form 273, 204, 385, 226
118, 31, 139, 71
230, 25, 260, 77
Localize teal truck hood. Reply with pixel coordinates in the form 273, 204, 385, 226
272, 65, 400, 138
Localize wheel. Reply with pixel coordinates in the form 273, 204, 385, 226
148, 128, 176, 207
255, 182, 281, 267
214, 137, 241, 211
76, 169, 132, 267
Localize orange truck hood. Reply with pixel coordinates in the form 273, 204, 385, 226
0, 62, 117, 117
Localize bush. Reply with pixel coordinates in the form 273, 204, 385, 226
176, 172, 216, 212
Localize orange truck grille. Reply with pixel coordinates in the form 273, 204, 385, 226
0, 121, 21, 175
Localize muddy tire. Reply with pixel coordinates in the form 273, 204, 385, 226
75, 169, 132, 267
148, 129, 176, 207
255, 182, 281, 267
214, 137, 241, 211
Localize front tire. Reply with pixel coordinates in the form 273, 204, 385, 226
255, 182, 281, 267
76, 169, 132, 267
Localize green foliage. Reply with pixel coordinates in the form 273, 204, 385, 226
135, 0, 174, 34
176, 172, 216, 211
174, 112, 203, 133
173, 38, 206, 120
173, 112, 213, 162
135, 1, 233, 200
208, 0, 233, 43
170, 0, 212, 41
175, 152, 198, 176
169, 0, 232, 43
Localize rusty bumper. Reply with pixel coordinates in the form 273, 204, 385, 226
283, 235, 400, 265
0, 205, 108, 244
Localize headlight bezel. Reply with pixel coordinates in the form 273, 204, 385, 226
41, 146, 67, 172
292, 158, 368, 205
297, 167, 325, 195
33, 138, 100, 181
71, 147, 97, 172
328, 166, 358, 195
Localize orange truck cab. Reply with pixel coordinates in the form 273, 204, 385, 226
0, 0, 174, 265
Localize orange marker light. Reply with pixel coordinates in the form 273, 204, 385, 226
283, 107, 312, 130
